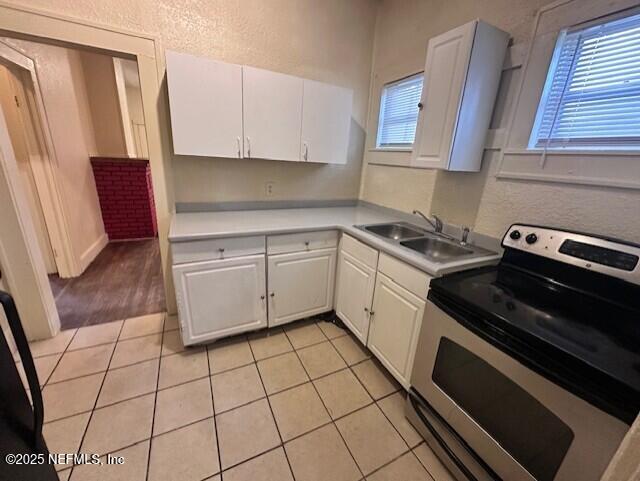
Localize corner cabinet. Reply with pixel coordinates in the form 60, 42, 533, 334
165, 50, 353, 164
267, 248, 336, 327
165, 50, 243, 158
411, 20, 509, 171
266, 231, 338, 327
173, 254, 267, 345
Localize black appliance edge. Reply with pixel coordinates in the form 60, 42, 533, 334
427, 288, 638, 424
408, 389, 501, 481
0, 291, 46, 451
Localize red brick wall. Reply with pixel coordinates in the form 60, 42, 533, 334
91, 157, 158, 240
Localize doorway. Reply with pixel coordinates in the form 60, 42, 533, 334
0, 37, 165, 331
0, 60, 56, 275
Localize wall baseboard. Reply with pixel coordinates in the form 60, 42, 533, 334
79, 233, 108, 274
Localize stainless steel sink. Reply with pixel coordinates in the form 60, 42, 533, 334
363, 223, 425, 240
400, 237, 473, 260
355, 221, 495, 264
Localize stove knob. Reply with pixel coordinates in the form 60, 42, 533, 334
526, 233, 538, 245
509, 230, 521, 240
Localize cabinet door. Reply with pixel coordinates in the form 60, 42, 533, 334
335, 250, 376, 344
368, 272, 426, 389
267, 248, 336, 327
300, 79, 352, 164
166, 50, 243, 158
173, 255, 266, 345
243, 66, 303, 161
411, 21, 475, 169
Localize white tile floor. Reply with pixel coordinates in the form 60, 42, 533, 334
25, 313, 455, 481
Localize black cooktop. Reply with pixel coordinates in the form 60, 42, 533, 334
429, 252, 640, 424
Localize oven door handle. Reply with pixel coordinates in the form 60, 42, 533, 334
409, 391, 501, 481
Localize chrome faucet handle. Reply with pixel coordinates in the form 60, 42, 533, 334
461, 226, 470, 246
432, 214, 443, 233
412, 209, 444, 233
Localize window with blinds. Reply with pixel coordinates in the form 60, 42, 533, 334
376, 73, 424, 148
529, 12, 640, 149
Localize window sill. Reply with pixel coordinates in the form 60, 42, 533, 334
519, 148, 640, 157
497, 149, 640, 190
368, 147, 413, 153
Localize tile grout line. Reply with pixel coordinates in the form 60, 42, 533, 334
205, 344, 225, 480
245, 333, 297, 481
67, 317, 127, 478
321, 325, 419, 478
281, 327, 367, 481
39, 326, 82, 388
44, 315, 416, 480
144, 315, 166, 481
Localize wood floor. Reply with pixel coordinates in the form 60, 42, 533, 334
49, 239, 165, 329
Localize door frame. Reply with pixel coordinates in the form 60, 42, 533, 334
0, 1, 177, 336
0, 40, 76, 277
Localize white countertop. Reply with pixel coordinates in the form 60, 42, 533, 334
169, 205, 502, 276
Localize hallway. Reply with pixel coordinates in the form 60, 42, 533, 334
50, 239, 165, 329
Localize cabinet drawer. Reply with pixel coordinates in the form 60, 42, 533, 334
340, 234, 378, 269
377, 253, 431, 299
267, 230, 338, 255
171, 236, 266, 264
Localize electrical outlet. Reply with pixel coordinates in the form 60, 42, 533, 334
265, 181, 275, 197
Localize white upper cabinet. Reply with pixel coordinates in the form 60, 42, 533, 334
243, 66, 303, 161
166, 50, 243, 158
301, 80, 352, 164
412, 20, 509, 171
166, 50, 352, 164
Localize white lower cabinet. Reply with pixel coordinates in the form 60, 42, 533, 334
367, 272, 427, 389
173, 254, 267, 345
335, 250, 376, 344
267, 248, 336, 327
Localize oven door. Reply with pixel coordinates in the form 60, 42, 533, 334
407, 297, 628, 481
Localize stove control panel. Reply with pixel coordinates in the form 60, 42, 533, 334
503, 224, 640, 285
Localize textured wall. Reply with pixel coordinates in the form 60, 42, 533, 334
7, 0, 378, 204
360, 0, 640, 242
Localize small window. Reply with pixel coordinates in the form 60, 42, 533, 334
376, 73, 424, 148
529, 12, 640, 150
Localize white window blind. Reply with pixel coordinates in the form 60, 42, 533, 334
376, 73, 424, 148
529, 12, 640, 149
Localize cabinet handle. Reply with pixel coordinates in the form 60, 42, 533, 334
304, 241, 310, 248
364, 307, 369, 312
369, 311, 375, 316
219, 248, 225, 253
418, 102, 424, 110
303, 142, 308, 161
246, 136, 251, 158
260, 295, 265, 300
236, 137, 241, 158
270, 292, 275, 298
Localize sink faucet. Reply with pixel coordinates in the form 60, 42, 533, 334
412, 210, 443, 233
460, 226, 470, 246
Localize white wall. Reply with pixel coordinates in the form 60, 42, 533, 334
360, 0, 640, 242
80, 50, 129, 157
